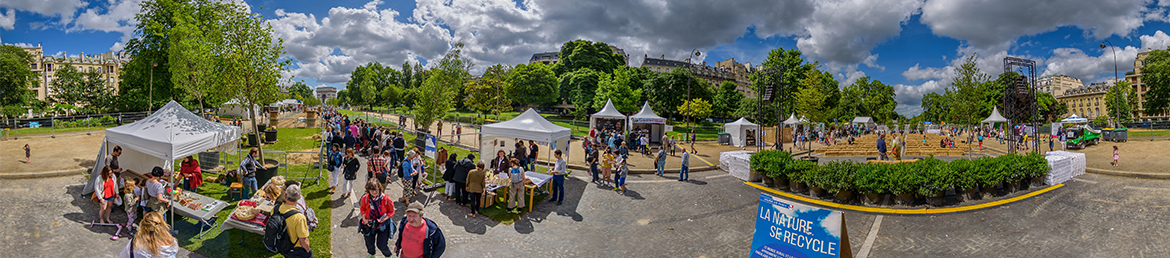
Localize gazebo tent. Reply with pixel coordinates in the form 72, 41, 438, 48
783, 113, 809, 126
84, 100, 242, 195
218, 99, 259, 118
628, 102, 668, 144
851, 116, 874, 125
723, 117, 760, 147
1061, 114, 1088, 123
981, 106, 1009, 124
479, 109, 572, 166
589, 99, 627, 132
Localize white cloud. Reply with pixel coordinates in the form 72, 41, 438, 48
1142, 30, 1170, 50
1041, 47, 1138, 84
821, 211, 842, 238
0, 0, 85, 24
796, 0, 922, 68
0, 9, 15, 30
70, 0, 142, 43
893, 80, 945, 116
902, 63, 951, 81
4, 42, 37, 48
920, 0, 1153, 48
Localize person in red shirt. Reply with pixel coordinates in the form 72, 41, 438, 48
395, 201, 445, 258
179, 156, 203, 193
360, 180, 396, 257
97, 166, 119, 224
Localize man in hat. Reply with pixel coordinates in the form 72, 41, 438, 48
396, 202, 446, 258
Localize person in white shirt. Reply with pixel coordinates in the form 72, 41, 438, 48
548, 150, 568, 205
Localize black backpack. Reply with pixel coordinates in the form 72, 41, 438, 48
263, 203, 301, 253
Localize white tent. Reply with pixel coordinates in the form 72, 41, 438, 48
589, 99, 627, 131
218, 99, 259, 118
628, 102, 668, 144
1061, 114, 1088, 123
84, 100, 241, 195
479, 109, 572, 165
723, 117, 760, 147
851, 116, 874, 125
783, 113, 809, 125
981, 106, 1009, 123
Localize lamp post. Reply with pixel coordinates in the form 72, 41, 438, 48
685, 49, 700, 135
150, 62, 158, 112
1100, 40, 1120, 128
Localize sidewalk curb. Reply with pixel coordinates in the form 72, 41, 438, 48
534, 160, 718, 174
0, 168, 87, 180
1085, 167, 1170, 179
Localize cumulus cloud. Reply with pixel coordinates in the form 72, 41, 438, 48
0, 0, 86, 24
920, 0, 1153, 48
796, 0, 922, 68
70, 0, 142, 43
1142, 30, 1170, 50
893, 80, 945, 116
1042, 30, 1170, 84
0, 9, 15, 30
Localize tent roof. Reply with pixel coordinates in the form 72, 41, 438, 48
784, 113, 809, 125
981, 106, 1009, 123
1061, 114, 1088, 123
851, 116, 874, 124
590, 99, 627, 120
481, 108, 572, 143
106, 100, 241, 160
726, 117, 759, 127
629, 102, 666, 121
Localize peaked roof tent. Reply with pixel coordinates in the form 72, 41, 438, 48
629, 101, 666, 124
981, 106, 1009, 123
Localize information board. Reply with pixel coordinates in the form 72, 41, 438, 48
751, 193, 849, 258
424, 134, 437, 158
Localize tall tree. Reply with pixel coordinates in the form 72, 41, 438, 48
550, 40, 626, 76
505, 63, 558, 107
749, 47, 812, 119
465, 64, 511, 119
712, 81, 745, 118
218, 1, 290, 161
593, 67, 643, 113
413, 43, 471, 132
793, 68, 832, 123
1105, 81, 1140, 123
920, 92, 948, 123
947, 55, 991, 125
734, 97, 778, 125
119, 0, 187, 112
1142, 49, 1170, 116
840, 76, 897, 123
561, 68, 604, 114
48, 64, 115, 114
169, 0, 230, 111
287, 81, 314, 101
0, 45, 35, 107
380, 83, 403, 107
678, 98, 712, 129
644, 68, 713, 119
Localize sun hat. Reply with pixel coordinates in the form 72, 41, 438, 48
406, 201, 424, 214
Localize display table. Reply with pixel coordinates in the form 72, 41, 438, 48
483, 172, 554, 212
169, 191, 229, 238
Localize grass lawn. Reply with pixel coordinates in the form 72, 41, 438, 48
173, 127, 332, 258
262, 128, 327, 151
1126, 129, 1170, 137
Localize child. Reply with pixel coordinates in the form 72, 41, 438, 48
1112, 146, 1120, 167
122, 178, 140, 234
24, 144, 30, 163
615, 158, 628, 195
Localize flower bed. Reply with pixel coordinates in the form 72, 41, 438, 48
750, 150, 1050, 206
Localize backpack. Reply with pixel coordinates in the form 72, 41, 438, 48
263, 203, 301, 254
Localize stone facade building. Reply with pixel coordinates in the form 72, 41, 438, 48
1058, 83, 1111, 120
1036, 75, 1082, 97
1125, 51, 1168, 121
19, 43, 131, 101
640, 55, 756, 98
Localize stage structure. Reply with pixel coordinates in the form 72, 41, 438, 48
757, 66, 785, 152
1002, 56, 1040, 154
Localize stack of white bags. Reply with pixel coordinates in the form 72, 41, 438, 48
720, 151, 756, 182
1044, 151, 1086, 185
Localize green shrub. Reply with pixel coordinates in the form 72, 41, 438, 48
819, 160, 858, 193
886, 163, 924, 195
750, 150, 792, 179
916, 157, 952, 197
949, 159, 978, 190
787, 160, 817, 184
99, 115, 114, 126
974, 157, 1006, 187
1023, 153, 1050, 178
853, 164, 888, 194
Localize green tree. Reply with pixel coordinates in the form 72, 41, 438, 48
734, 97, 779, 125
1035, 92, 1061, 123
946, 55, 991, 125
506, 63, 557, 106
712, 81, 745, 118
217, 1, 290, 161
593, 68, 643, 113
287, 81, 314, 102
793, 68, 831, 123
561, 68, 604, 113
169, 0, 230, 111
0, 45, 35, 107
644, 68, 713, 119
118, 0, 187, 112
465, 64, 511, 119
48, 64, 115, 114
749, 47, 812, 119
678, 98, 712, 129
550, 40, 626, 76
1143, 49, 1170, 116
839, 76, 896, 123
1105, 81, 1140, 124
380, 83, 403, 107
413, 43, 471, 132
920, 92, 948, 123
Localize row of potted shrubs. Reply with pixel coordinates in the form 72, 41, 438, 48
750, 151, 1050, 205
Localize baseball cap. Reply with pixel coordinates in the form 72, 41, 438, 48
406, 201, 424, 214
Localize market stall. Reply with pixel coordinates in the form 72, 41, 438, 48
723, 117, 760, 147
479, 108, 572, 168
627, 102, 667, 144
590, 99, 627, 133
981, 106, 1009, 125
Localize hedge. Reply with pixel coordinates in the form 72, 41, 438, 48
751, 150, 1049, 196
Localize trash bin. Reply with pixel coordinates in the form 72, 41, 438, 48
1101, 128, 1114, 141
257, 158, 280, 186
1115, 128, 1127, 142
717, 133, 731, 144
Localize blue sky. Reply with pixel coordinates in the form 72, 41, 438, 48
4, 0, 1170, 116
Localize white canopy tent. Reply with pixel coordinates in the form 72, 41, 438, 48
783, 113, 809, 126
218, 99, 259, 118
981, 106, 1009, 124
1061, 114, 1088, 123
84, 100, 242, 195
628, 102, 668, 144
480, 109, 572, 167
723, 117, 760, 147
589, 99, 627, 131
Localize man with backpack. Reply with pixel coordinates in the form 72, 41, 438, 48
266, 184, 312, 257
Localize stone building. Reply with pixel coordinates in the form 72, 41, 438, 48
1036, 75, 1082, 97
19, 43, 131, 101
1058, 83, 1111, 119
1125, 51, 1168, 121
640, 55, 756, 98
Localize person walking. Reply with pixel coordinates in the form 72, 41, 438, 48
118, 212, 179, 258
440, 149, 455, 200
239, 148, 264, 197
506, 158, 526, 213
655, 146, 667, 176
395, 202, 446, 258
679, 148, 691, 181
451, 153, 471, 206
1112, 146, 1120, 167
548, 150, 567, 205
328, 144, 344, 194
23, 144, 30, 164
616, 157, 629, 194
876, 134, 887, 161
668, 136, 677, 156
279, 185, 313, 257
96, 166, 119, 225
341, 148, 360, 199
587, 147, 600, 184
367, 147, 389, 186
528, 140, 539, 172
690, 130, 697, 153
601, 148, 615, 187
465, 162, 488, 217
360, 180, 396, 258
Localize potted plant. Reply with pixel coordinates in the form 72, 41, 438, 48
854, 164, 887, 205
916, 158, 951, 206
888, 162, 925, 206
1002, 154, 1026, 193
787, 159, 813, 194
949, 158, 980, 202
975, 157, 1005, 198
1025, 153, 1050, 186
821, 161, 859, 203
807, 161, 828, 198
750, 151, 774, 186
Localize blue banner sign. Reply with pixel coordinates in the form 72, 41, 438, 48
751, 193, 844, 258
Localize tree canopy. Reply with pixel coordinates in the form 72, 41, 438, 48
506, 62, 557, 106
1104, 81, 1140, 123
593, 66, 645, 113
1142, 49, 1170, 116
465, 64, 511, 117
643, 68, 712, 119
413, 43, 471, 132
0, 45, 35, 107
550, 39, 627, 76
47, 64, 116, 114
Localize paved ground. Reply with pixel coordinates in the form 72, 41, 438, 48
1, 131, 105, 174
0, 175, 202, 258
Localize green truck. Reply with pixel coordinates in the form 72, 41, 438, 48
1065, 126, 1101, 149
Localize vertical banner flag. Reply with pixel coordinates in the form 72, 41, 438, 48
425, 134, 437, 158
751, 193, 846, 258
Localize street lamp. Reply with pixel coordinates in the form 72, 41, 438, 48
686, 49, 700, 134
150, 62, 158, 111
1100, 40, 1120, 127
